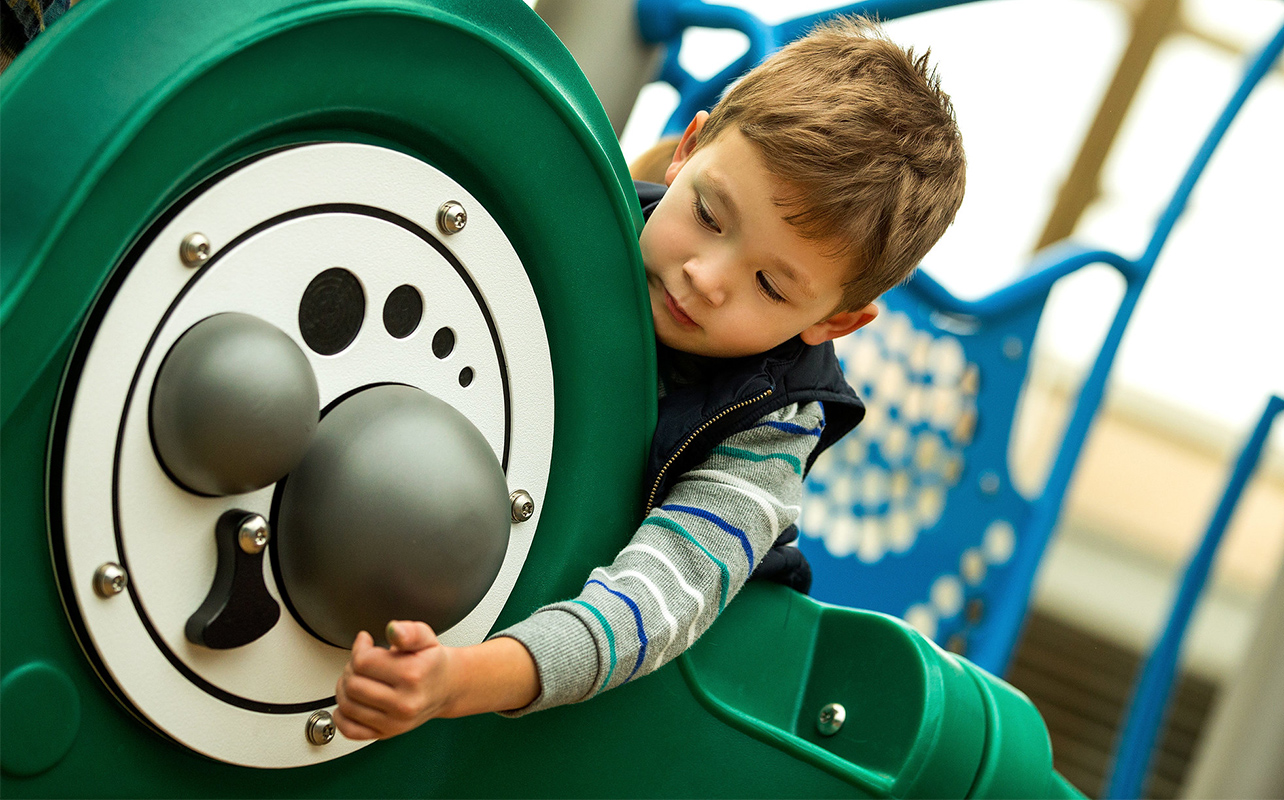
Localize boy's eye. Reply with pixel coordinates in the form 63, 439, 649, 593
757, 272, 786, 303
691, 195, 720, 232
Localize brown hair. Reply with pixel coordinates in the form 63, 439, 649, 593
696, 16, 966, 311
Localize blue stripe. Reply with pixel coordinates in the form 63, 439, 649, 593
643, 517, 730, 611
570, 599, 617, 693
752, 419, 824, 436
663, 503, 754, 570
586, 580, 648, 683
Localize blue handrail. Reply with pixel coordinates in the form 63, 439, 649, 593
980, 20, 1284, 671
1105, 395, 1284, 799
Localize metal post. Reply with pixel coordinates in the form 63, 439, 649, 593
534, 0, 663, 135
1033, 0, 1179, 252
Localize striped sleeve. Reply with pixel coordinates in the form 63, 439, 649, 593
492, 401, 825, 716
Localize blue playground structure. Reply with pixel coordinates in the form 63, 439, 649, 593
634, 0, 1282, 678
628, 0, 1283, 795
1105, 394, 1284, 799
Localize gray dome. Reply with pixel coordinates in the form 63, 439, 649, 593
276, 384, 509, 647
150, 313, 319, 496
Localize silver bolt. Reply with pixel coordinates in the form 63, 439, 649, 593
179, 233, 212, 267
437, 201, 467, 235
510, 490, 535, 523
979, 470, 1001, 496
237, 514, 271, 554
93, 562, 129, 598
1001, 336, 1023, 361
306, 710, 336, 745
816, 702, 846, 736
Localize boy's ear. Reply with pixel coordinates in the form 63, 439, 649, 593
800, 303, 879, 346
663, 111, 709, 187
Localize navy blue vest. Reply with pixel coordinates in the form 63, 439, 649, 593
635, 181, 866, 592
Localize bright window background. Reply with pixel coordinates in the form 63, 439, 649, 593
618, 0, 1284, 449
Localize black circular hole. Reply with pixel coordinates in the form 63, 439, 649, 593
432, 327, 455, 359
299, 268, 365, 355
383, 285, 423, 339
459, 367, 474, 387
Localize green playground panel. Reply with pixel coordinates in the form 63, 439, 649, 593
0, 0, 1079, 795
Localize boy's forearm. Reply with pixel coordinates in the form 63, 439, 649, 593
440, 636, 539, 718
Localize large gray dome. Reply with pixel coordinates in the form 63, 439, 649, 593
276, 384, 510, 647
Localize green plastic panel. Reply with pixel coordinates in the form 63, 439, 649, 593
682, 584, 1065, 798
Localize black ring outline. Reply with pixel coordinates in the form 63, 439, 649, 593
53, 196, 515, 715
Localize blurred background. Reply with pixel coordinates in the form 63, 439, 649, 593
533, 0, 1283, 795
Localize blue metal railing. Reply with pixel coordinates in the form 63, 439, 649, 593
1105, 394, 1284, 799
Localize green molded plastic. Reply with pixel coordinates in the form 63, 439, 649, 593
0, 663, 82, 778
0, 0, 1079, 796
681, 584, 1072, 798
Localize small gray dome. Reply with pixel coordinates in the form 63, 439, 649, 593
150, 313, 319, 496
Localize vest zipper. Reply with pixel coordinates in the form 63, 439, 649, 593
644, 388, 774, 514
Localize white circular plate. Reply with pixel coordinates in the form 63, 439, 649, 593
56, 143, 554, 767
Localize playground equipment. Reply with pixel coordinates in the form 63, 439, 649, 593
1105, 395, 1284, 799
631, 0, 1284, 678
1, 0, 1075, 796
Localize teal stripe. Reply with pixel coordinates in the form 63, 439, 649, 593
570, 599, 617, 693
645, 516, 729, 612
711, 445, 801, 474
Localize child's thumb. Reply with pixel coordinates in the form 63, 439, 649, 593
385, 620, 437, 652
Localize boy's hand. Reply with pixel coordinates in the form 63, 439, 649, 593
333, 620, 540, 741
333, 620, 451, 740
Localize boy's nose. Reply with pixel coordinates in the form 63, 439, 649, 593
683, 258, 727, 307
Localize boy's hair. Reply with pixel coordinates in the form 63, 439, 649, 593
696, 16, 966, 312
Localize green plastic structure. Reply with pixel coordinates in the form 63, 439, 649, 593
0, 0, 1080, 796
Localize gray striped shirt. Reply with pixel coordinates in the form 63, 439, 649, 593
494, 401, 824, 714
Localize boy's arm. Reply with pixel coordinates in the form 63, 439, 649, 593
494, 401, 826, 715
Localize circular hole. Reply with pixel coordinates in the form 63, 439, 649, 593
382, 285, 423, 339
432, 327, 455, 359
458, 367, 474, 387
299, 268, 365, 355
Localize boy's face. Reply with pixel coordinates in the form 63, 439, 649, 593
640, 113, 877, 359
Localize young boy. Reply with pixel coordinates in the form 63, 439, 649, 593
333, 16, 965, 738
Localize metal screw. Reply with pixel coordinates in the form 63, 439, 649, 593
237, 514, 270, 554
93, 562, 129, 598
179, 233, 211, 267
1001, 336, 1023, 361
816, 702, 846, 736
979, 470, 1001, 496
510, 490, 535, 523
437, 201, 467, 235
306, 710, 336, 745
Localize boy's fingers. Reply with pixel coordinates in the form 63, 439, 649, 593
351, 630, 375, 653
336, 679, 393, 733
333, 706, 381, 741
385, 620, 438, 652
341, 671, 402, 711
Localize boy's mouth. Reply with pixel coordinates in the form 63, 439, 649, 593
663, 289, 698, 328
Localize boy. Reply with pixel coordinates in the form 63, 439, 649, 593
333, 16, 965, 738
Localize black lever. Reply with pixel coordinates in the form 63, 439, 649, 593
186, 509, 281, 649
